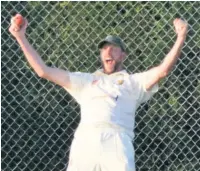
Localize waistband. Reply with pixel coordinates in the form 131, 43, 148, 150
75, 122, 134, 138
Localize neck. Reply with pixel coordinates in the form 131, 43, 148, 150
103, 66, 124, 75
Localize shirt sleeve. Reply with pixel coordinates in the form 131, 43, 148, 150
131, 72, 159, 104
63, 72, 94, 103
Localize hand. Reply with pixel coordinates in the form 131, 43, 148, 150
9, 15, 28, 40
173, 18, 188, 38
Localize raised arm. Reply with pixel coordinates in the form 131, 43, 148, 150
143, 18, 188, 91
9, 16, 71, 88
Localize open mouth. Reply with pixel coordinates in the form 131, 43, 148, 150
105, 58, 114, 64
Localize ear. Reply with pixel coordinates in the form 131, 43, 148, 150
121, 52, 127, 61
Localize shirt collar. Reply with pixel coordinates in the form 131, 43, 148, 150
94, 69, 128, 76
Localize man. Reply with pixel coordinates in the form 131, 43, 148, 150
9, 16, 188, 171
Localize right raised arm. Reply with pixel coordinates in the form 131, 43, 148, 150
9, 16, 71, 89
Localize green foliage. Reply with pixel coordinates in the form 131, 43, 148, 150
1, 1, 199, 171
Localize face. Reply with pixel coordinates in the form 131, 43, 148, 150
100, 43, 126, 75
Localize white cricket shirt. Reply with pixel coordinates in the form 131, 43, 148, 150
64, 70, 158, 138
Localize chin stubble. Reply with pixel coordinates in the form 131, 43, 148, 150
101, 60, 122, 74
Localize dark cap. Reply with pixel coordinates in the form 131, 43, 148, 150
98, 35, 126, 52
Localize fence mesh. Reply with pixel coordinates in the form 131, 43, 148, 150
1, 1, 200, 171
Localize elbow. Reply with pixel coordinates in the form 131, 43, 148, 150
37, 70, 46, 78
158, 65, 170, 78
36, 67, 48, 78
160, 71, 169, 78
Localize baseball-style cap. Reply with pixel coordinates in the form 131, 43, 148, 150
98, 35, 126, 52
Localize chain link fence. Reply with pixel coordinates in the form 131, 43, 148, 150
1, 1, 200, 171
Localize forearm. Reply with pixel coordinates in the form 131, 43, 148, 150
159, 36, 186, 76
16, 35, 47, 76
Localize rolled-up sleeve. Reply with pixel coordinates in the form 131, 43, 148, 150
131, 72, 159, 104
63, 72, 94, 103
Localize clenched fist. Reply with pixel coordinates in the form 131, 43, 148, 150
173, 18, 188, 38
9, 15, 28, 39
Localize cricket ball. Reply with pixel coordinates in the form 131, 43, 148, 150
12, 14, 24, 27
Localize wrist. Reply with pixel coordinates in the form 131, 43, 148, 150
177, 34, 186, 41
176, 35, 186, 45
16, 34, 26, 42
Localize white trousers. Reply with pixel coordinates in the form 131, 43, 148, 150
67, 124, 135, 171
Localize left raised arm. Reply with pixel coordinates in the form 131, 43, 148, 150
144, 18, 188, 91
